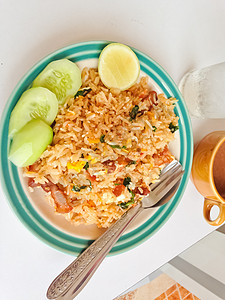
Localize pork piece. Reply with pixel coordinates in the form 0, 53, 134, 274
102, 160, 117, 173
139, 90, 158, 110
27, 163, 39, 172
28, 178, 73, 213
153, 146, 173, 167
134, 186, 150, 196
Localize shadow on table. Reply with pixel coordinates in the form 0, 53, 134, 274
116, 225, 225, 300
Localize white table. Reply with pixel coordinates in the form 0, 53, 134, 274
1, 1, 225, 299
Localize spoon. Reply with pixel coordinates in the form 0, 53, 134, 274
47, 160, 184, 300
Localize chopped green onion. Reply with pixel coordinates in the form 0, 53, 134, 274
169, 122, 179, 133
74, 88, 92, 99
123, 177, 131, 187
114, 183, 121, 186
129, 190, 135, 202
110, 145, 121, 149
129, 105, 139, 121
118, 202, 130, 209
118, 178, 136, 209
87, 179, 92, 191
80, 186, 87, 190
118, 177, 136, 209
152, 126, 157, 132
100, 134, 105, 143
118, 191, 135, 209
110, 144, 127, 149
84, 162, 89, 170
72, 185, 87, 192
72, 185, 80, 192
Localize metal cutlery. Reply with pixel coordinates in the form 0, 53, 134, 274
47, 160, 184, 300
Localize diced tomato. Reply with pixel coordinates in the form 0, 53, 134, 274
91, 175, 97, 181
113, 184, 125, 197
86, 171, 97, 183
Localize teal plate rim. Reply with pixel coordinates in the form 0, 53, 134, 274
0, 40, 193, 256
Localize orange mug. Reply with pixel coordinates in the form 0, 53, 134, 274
192, 131, 225, 226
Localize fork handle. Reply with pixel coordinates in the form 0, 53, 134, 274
47, 202, 143, 300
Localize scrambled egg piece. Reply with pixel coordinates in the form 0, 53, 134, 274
67, 161, 86, 172
67, 154, 98, 173
86, 155, 98, 164
88, 138, 100, 144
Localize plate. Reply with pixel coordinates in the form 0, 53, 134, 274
0, 41, 193, 256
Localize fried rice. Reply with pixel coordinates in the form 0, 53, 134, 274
24, 67, 179, 228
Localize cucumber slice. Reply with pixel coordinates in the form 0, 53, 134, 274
32, 59, 82, 104
9, 87, 58, 137
8, 119, 53, 167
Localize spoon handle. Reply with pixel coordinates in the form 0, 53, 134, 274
47, 202, 143, 300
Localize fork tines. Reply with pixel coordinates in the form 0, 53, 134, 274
150, 160, 183, 193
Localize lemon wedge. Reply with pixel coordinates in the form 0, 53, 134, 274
98, 43, 140, 91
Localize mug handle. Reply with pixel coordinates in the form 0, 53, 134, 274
203, 198, 225, 226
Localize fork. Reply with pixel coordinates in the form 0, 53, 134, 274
47, 160, 184, 300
